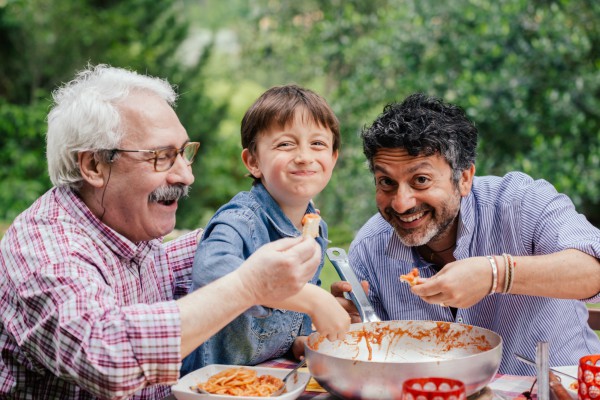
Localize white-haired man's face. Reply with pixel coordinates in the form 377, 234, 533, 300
91, 91, 195, 242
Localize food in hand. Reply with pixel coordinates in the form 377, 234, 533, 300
549, 371, 573, 400
193, 367, 284, 397
399, 268, 422, 286
302, 213, 321, 238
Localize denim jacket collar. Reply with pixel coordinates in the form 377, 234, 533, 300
250, 182, 318, 238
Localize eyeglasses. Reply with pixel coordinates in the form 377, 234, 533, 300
108, 142, 200, 172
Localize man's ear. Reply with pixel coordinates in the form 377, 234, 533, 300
78, 151, 110, 188
459, 164, 476, 197
241, 148, 262, 179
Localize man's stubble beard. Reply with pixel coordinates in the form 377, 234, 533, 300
382, 190, 461, 248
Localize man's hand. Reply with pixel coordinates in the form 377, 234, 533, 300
330, 280, 370, 323
411, 257, 491, 309
179, 236, 321, 357
237, 237, 321, 305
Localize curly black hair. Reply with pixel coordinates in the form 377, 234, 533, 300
361, 93, 478, 183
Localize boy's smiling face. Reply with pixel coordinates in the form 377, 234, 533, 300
242, 109, 338, 211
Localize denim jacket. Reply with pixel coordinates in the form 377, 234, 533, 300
181, 182, 328, 375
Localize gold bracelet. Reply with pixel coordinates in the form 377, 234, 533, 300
501, 253, 510, 294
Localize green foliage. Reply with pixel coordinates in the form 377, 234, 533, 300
2, 0, 600, 237
235, 0, 600, 229
0, 0, 226, 227
0, 98, 50, 220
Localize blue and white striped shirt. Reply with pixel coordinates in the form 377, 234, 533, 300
349, 171, 600, 375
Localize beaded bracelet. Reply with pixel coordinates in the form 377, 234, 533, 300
506, 253, 515, 294
486, 256, 498, 295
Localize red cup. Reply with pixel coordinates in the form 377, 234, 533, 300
579, 355, 600, 400
401, 377, 466, 400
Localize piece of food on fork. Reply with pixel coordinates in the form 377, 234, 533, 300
399, 268, 422, 286
301, 213, 321, 238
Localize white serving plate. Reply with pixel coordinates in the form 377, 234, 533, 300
172, 364, 310, 400
553, 365, 578, 399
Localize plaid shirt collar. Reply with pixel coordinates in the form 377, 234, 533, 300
55, 186, 160, 262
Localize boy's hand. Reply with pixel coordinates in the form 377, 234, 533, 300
291, 336, 308, 360
330, 280, 370, 323
308, 288, 351, 341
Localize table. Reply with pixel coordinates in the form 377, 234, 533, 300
259, 358, 537, 400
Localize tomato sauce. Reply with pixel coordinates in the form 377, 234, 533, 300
309, 321, 493, 361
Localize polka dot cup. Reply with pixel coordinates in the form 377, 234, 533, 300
401, 377, 466, 400
579, 355, 600, 400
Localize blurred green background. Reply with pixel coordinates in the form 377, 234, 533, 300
1, 0, 600, 290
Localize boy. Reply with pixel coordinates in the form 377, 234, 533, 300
181, 85, 349, 374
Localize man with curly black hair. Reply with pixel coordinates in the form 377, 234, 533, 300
336, 93, 600, 375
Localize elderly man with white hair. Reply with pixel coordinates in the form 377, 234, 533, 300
0, 64, 326, 399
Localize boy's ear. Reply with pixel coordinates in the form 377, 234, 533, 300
79, 151, 110, 188
241, 149, 262, 178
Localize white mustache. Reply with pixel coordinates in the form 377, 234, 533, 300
148, 185, 189, 203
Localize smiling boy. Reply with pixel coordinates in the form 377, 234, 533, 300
182, 85, 350, 374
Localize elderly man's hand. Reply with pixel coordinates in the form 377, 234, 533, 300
237, 237, 321, 305
330, 280, 370, 323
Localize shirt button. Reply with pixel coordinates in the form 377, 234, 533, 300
457, 317, 463, 323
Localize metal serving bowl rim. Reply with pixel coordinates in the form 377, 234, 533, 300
306, 320, 503, 364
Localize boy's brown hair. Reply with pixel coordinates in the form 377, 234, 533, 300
241, 84, 340, 157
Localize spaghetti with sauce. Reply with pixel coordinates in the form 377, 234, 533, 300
193, 367, 284, 397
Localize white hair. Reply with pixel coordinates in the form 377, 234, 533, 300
46, 64, 178, 189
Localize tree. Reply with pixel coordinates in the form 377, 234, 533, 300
235, 0, 600, 228
0, 0, 226, 226
4, 0, 599, 233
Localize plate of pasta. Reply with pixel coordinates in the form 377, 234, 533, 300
172, 364, 311, 400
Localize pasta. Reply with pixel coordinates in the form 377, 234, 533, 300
301, 213, 321, 238
399, 268, 422, 286
193, 367, 284, 397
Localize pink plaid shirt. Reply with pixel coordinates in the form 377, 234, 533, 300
0, 187, 199, 399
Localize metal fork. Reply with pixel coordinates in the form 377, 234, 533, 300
271, 359, 307, 396
515, 353, 577, 379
